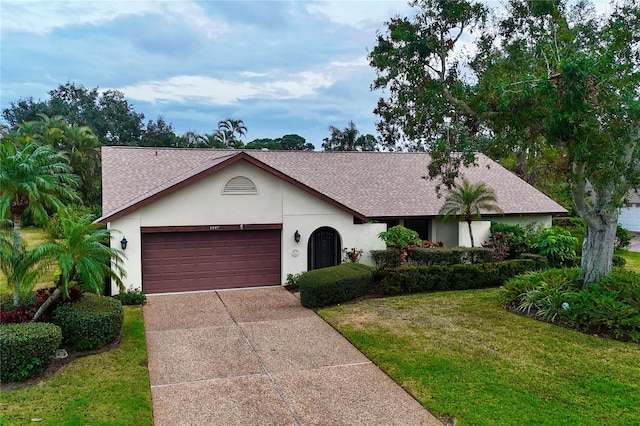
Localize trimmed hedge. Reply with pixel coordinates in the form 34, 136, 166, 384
408, 247, 494, 265
378, 259, 545, 296
299, 263, 375, 309
0, 322, 62, 382
371, 247, 495, 269
52, 293, 123, 351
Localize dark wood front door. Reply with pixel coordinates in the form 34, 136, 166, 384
307, 227, 341, 270
142, 229, 281, 293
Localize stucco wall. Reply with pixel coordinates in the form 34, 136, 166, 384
429, 219, 458, 247
618, 207, 640, 232
458, 221, 492, 247
108, 160, 386, 294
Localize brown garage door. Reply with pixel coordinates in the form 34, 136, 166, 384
142, 230, 281, 293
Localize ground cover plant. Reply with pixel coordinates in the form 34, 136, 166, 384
319, 289, 640, 425
503, 268, 640, 342
0, 306, 152, 425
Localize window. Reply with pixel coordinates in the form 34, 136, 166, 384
222, 176, 257, 194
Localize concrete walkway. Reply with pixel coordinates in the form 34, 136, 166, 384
144, 287, 442, 426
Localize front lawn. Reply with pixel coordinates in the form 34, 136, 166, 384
319, 288, 640, 425
0, 306, 153, 425
619, 250, 640, 273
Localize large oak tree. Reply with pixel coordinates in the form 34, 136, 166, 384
370, 0, 640, 285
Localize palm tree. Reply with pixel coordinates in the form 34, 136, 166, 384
217, 119, 247, 148
0, 140, 78, 305
322, 121, 378, 151
31, 210, 126, 321
438, 179, 503, 247
63, 125, 102, 204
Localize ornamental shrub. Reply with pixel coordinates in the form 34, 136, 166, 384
299, 263, 375, 309
52, 293, 123, 350
615, 225, 634, 250
113, 288, 147, 305
502, 268, 640, 342
370, 250, 402, 269
0, 322, 62, 382
531, 226, 578, 267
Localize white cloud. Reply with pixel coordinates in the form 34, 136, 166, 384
113, 58, 370, 105
305, 0, 409, 29
1, 0, 228, 37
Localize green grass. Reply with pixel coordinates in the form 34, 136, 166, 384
319, 289, 640, 425
0, 306, 153, 425
619, 250, 640, 273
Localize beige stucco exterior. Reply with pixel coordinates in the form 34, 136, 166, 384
108, 160, 387, 294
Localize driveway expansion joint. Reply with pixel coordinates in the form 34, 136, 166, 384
215, 291, 304, 426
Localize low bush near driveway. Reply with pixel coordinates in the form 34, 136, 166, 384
0, 322, 62, 382
503, 268, 640, 342
299, 263, 375, 308
52, 293, 123, 350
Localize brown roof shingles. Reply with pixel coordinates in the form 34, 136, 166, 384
99, 147, 566, 223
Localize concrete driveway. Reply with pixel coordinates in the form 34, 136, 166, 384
143, 287, 442, 426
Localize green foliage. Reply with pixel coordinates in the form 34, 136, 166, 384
378, 259, 544, 296
408, 247, 494, 265
51, 293, 123, 350
1, 307, 153, 424
369, 0, 640, 283
490, 222, 539, 258
612, 255, 627, 268
113, 288, 147, 306
370, 249, 402, 269
503, 268, 640, 342
299, 263, 375, 309
245, 134, 314, 151
31, 209, 126, 300
615, 225, 634, 250
531, 226, 578, 268
0, 322, 62, 382
378, 225, 422, 249
321, 121, 379, 151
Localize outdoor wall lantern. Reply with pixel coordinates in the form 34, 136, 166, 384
120, 237, 128, 250
294, 230, 301, 243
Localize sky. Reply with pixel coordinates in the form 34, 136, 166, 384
0, 0, 611, 149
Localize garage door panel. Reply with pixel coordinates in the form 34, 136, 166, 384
142, 229, 281, 293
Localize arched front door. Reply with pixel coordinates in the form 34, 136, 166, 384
308, 227, 341, 270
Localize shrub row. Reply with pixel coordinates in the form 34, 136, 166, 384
52, 293, 123, 351
0, 322, 62, 382
299, 263, 375, 309
378, 258, 546, 296
371, 247, 495, 269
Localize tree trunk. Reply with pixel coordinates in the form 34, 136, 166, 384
579, 217, 617, 287
32, 287, 62, 322
12, 214, 21, 307
467, 220, 474, 247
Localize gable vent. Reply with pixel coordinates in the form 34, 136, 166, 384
223, 176, 258, 194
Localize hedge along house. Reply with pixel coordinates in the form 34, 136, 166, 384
98, 147, 566, 294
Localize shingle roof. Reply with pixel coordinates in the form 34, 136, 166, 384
98, 147, 567, 223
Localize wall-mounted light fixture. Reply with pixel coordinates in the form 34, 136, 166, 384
294, 230, 301, 243
120, 237, 128, 250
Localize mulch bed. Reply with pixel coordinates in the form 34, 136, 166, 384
0, 336, 122, 391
